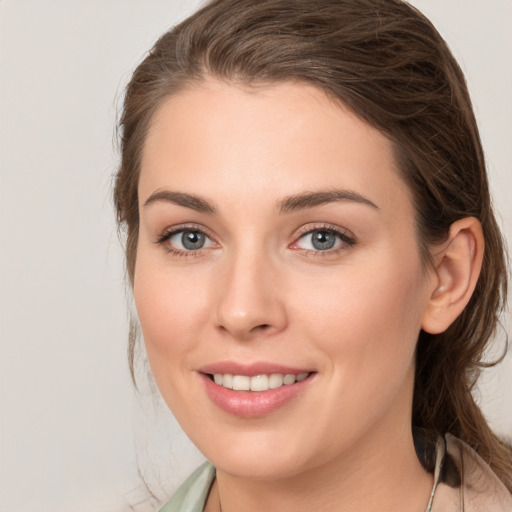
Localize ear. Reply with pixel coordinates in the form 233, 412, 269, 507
421, 217, 484, 334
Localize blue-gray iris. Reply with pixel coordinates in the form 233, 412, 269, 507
312, 230, 336, 250
182, 231, 205, 250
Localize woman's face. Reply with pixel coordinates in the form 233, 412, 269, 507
134, 80, 437, 479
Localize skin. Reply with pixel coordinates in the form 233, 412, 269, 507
134, 79, 449, 511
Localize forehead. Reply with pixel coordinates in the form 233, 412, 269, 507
139, 79, 412, 218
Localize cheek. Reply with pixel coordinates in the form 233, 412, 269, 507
293, 252, 427, 375
133, 254, 210, 363
292, 257, 426, 447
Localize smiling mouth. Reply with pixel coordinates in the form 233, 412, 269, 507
207, 372, 311, 391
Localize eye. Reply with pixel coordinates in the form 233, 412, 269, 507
171, 230, 209, 250
156, 227, 216, 255
301, 230, 338, 251
293, 226, 355, 253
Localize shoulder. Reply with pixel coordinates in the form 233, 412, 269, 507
431, 434, 512, 512
158, 461, 216, 512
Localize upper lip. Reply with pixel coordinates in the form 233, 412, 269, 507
198, 361, 314, 377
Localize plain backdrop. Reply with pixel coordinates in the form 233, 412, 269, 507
0, 1, 511, 511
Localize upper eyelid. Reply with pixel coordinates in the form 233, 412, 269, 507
156, 223, 215, 241
293, 223, 355, 240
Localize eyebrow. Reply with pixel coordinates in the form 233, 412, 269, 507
143, 190, 217, 213
277, 189, 379, 213
143, 188, 379, 214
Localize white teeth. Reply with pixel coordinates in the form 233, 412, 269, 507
250, 374, 269, 391
212, 372, 310, 391
232, 375, 250, 391
222, 374, 233, 389
268, 373, 284, 389
283, 374, 296, 385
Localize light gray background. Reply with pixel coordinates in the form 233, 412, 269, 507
0, 1, 510, 511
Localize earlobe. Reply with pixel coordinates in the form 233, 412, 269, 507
421, 218, 484, 334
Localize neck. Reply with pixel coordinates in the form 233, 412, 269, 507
206, 423, 433, 512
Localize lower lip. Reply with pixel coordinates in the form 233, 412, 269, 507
200, 373, 313, 418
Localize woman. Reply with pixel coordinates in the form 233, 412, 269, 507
114, 0, 512, 510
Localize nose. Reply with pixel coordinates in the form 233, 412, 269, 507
214, 250, 288, 341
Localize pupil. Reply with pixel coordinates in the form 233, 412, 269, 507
312, 230, 336, 250
182, 231, 205, 250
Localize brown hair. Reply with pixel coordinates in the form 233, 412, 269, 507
114, 0, 511, 489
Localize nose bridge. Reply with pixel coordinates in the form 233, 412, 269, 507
215, 240, 287, 339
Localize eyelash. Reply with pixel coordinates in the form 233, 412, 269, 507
292, 223, 356, 257
154, 223, 356, 258
155, 224, 216, 258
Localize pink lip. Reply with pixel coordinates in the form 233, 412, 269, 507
198, 361, 315, 418
199, 361, 313, 377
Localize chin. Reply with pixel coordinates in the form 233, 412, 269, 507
214, 453, 307, 481
194, 426, 321, 481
